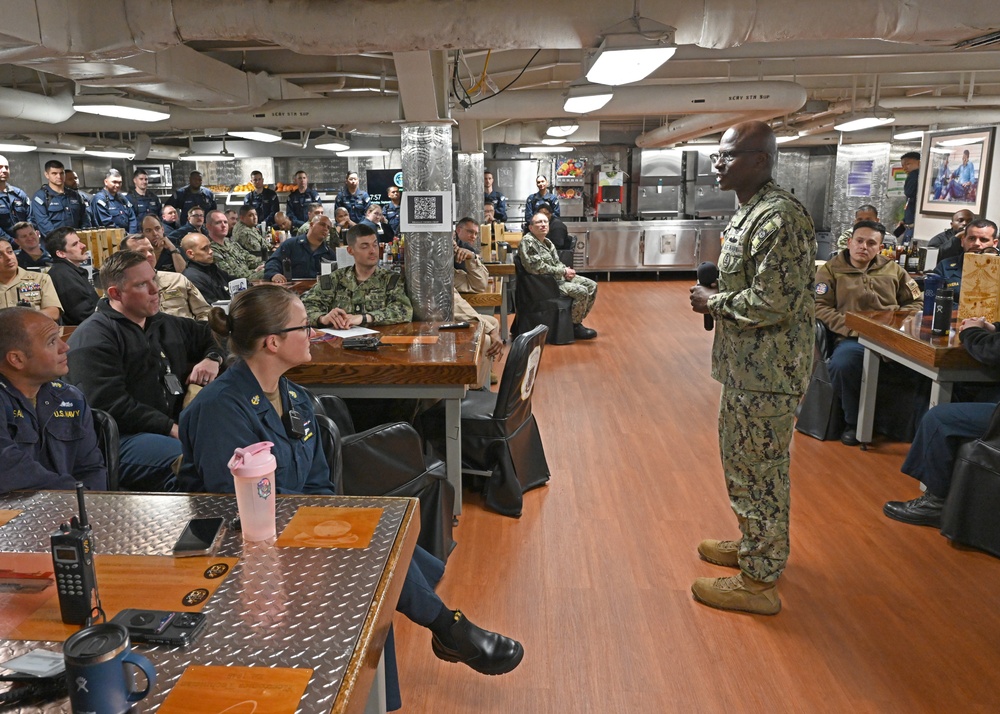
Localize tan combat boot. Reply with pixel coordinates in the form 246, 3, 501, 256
691, 573, 781, 615
697, 539, 739, 568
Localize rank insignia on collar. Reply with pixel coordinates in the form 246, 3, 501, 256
251, 395, 260, 405
288, 389, 297, 398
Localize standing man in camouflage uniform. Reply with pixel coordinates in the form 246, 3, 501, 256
689, 120, 815, 615
302, 224, 411, 328
519, 211, 597, 339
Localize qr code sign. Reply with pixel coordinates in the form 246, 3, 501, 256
408, 194, 443, 223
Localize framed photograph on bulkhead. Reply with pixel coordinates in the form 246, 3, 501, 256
920, 127, 994, 217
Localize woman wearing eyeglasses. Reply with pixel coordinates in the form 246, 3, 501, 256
177, 284, 523, 709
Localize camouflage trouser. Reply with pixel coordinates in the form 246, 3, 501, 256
558, 276, 597, 324
718, 386, 800, 583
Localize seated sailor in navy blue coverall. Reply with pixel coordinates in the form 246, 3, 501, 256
884, 315, 1000, 528
176, 285, 523, 710
930, 218, 999, 303
0, 307, 107, 493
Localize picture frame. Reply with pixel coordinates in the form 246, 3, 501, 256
920, 127, 994, 217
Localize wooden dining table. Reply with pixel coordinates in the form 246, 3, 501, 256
844, 310, 1000, 445
288, 321, 486, 514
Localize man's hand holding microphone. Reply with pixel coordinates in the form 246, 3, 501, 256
690, 261, 719, 330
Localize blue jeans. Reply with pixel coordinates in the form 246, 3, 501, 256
900, 402, 998, 497
119, 433, 182, 491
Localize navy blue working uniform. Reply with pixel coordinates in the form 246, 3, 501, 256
168, 186, 215, 225
286, 188, 322, 229
90, 189, 138, 233
31, 186, 91, 237
525, 191, 560, 221
335, 187, 371, 224
485, 190, 508, 222
176, 358, 455, 711
17, 247, 53, 271
263, 236, 335, 280
0, 376, 107, 493
933, 252, 966, 303
244, 188, 280, 227
385, 202, 401, 234
0, 186, 31, 243
127, 190, 162, 223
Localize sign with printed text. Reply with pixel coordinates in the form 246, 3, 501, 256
401, 191, 452, 232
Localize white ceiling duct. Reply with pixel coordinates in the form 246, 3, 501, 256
0, 87, 75, 122
635, 112, 783, 148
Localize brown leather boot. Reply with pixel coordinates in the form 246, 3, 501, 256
697, 539, 739, 568
691, 573, 781, 615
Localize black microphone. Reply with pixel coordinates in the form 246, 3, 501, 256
696, 261, 719, 331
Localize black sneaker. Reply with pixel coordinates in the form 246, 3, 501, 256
883, 493, 945, 527
841, 428, 860, 446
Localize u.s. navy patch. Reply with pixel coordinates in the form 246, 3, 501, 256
816, 282, 829, 295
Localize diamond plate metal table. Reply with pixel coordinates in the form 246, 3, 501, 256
0, 491, 419, 714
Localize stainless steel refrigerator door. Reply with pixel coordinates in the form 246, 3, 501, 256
586, 227, 641, 269
642, 227, 699, 268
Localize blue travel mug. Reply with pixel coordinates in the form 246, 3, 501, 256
923, 273, 942, 316
63, 623, 156, 714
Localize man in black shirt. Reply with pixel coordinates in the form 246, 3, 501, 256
45, 226, 99, 325
67, 250, 224, 491
181, 233, 232, 303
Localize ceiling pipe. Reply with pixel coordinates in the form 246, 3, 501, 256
635, 110, 785, 148
0, 87, 75, 123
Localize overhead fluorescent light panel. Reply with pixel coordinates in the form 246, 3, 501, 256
585, 27, 677, 86
73, 95, 170, 122
564, 83, 613, 114
228, 128, 283, 143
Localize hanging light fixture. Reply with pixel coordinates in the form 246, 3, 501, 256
541, 138, 567, 146
563, 82, 614, 114
834, 110, 895, 132
585, 31, 677, 86
73, 95, 170, 122
84, 144, 135, 159
894, 129, 924, 141
179, 136, 235, 162
228, 127, 283, 143
315, 131, 352, 152
546, 123, 580, 138
0, 137, 37, 153
519, 146, 565, 154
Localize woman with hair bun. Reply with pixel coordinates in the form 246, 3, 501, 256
177, 285, 522, 710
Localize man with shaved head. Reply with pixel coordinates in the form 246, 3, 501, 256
927, 209, 974, 261
689, 120, 816, 615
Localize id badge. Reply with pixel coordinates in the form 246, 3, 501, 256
164, 372, 184, 396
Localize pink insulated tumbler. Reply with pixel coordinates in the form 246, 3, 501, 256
228, 442, 277, 542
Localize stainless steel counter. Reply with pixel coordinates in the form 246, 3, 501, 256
564, 219, 725, 271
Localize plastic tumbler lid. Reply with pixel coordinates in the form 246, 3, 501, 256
228, 441, 277, 479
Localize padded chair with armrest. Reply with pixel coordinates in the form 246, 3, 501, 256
309, 392, 455, 562
422, 324, 551, 517
941, 402, 1000, 558
92, 408, 120, 491
510, 252, 574, 345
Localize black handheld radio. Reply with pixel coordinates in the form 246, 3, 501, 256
50, 483, 100, 625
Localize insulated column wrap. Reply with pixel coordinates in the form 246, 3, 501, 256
456, 152, 485, 253
401, 122, 454, 321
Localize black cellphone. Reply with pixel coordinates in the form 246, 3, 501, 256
111, 609, 207, 647
171, 517, 225, 557
439, 322, 470, 329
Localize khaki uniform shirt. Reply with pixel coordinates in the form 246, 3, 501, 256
454, 254, 489, 294
707, 180, 816, 396
156, 271, 211, 321
815, 251, 921, 338
302, 266, 412, 326
210, 238, 261, 280
0, 267, 63, 313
